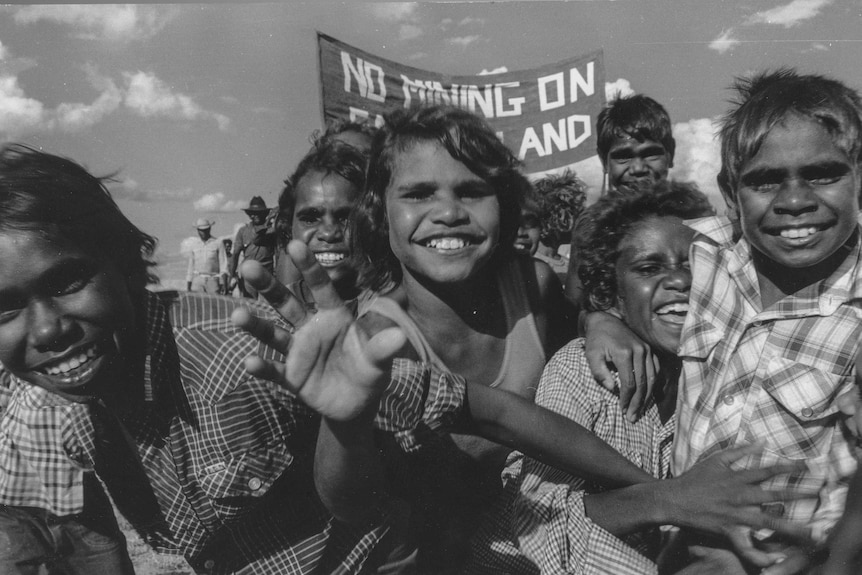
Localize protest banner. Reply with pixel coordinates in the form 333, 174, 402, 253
318, 32, 605, 173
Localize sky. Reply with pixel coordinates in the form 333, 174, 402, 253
1, 0, 861, 289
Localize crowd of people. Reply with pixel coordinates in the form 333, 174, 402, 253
1, 66, 862, 575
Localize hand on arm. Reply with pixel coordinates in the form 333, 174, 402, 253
584, 310, 658, 422
231, 240, 406, 525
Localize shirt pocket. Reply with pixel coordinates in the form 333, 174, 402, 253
760, 357, 846, 460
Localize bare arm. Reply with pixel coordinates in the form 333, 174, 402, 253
465, 382, 653, 488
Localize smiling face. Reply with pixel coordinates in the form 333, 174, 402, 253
737, 114, 860, 272
605, 135, 672, 190
0, 230, 136, 401
385, 141, 500, 286
614, 215, 693, 356
290, 170, 359, 290
514, 206, 542, 256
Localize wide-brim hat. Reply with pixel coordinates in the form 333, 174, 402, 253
194, 218, 214, 230
243, 195, 269, 214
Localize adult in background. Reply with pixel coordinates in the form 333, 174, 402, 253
229, 195, 275, 299
185, 218, 228, 294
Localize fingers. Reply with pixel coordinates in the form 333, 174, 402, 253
711, 441, 766, 468
231, 307, 293, 354
243, 355, 288, 387
585, 346, 618, 392
240, 259, 309, 327
288, 240, 344, 310
727, 526, 776, 569
625, 346, 656, 423
365, 327, 407, 368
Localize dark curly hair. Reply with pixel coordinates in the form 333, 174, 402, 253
533, 169, 587, 249
310, 118, 379, 153
277, 140, 366, 250
0, 144, 158, 290
576, 180, 714, 311
717, 68, 862, 212
351, 105, 532, 292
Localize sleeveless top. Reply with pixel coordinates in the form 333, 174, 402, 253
361, 257, 547, 399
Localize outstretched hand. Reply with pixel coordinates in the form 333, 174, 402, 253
658, 443, 814, 546
231, 240, 406, 421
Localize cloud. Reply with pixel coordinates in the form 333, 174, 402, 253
670, 117, 725, 212
407, 52, 428, 61
123, 71, 230, 130
448, 35, 481, 47
459, 17, 484, 26
399, 24, 423, 41
11, 5, 175, 42
709, 28, 742, 54
745, 0, 831, 28
478, 66, 508, 76
371, 3, 417, 22
110, 177, 193, 203
0, 75, 49, 136
55, 65, 122, 131
605, 78, 634, 100
194, 192, 246, 213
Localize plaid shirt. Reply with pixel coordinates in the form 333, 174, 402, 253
0, 290, 469, 574
674, 216, 861, 542
467, 339, 672, 575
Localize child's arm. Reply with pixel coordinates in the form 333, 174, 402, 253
464, 382, 652, 488
584, 310, 657, 422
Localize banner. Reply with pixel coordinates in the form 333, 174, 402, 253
318, 33, 605, 173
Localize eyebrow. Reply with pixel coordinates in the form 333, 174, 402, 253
741, 160, 851, 182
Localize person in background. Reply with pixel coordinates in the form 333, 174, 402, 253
532, 169, 587, 287
185, 217, 228, 294
513, 184, 543, 257
565, 94, 676, 308
229, 195, 275, 299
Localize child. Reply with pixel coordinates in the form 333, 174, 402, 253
270, 140, 366, 305
237, 106, 810, 573
565, 93, 676, 306
532, 169, 587, 286
586, 69, 862, 572
513, 185, 543, 257
0, 144, 387, 574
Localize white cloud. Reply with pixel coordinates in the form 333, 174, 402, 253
407, 52, 428, 61
670, 118, 725, 212
479, 66, 508, 76
605, 78, 634, 100
194, 192, 246, 213
459, 17, 484, 26
371, 3, 417, 22
745, 0, 831, 28
0, 75, 49, 136
110, 178, 193, 203
55, 65, 122, 131
709, 28, 741, 54
11, 5, 175, 42
123, 71, 230, 131
399, 24, 423, 41
448, 35, 481, 47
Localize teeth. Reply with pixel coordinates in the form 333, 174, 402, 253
426, 237, 467, 250
314, 252, 345, 264
779, 227, 818, 239
43, 344, 99, 376
656, 302, 689, 315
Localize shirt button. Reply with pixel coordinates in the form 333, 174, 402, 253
723, 394, 735, 405
203, 559, 215, 570
801, 407, 814, 418
247, 477, 262, 491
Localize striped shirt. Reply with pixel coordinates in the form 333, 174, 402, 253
674, 216, 861, 542
0, 290, 469, 574
467, 339, 672, 575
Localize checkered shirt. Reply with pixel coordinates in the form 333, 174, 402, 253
467, 339, 673, 575
674, 216, 861, 542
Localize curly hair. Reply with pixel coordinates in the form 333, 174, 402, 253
717, 68, 862, 211
576, 181, 714, 312
596, 94, 675, 168
533, 169, 587, 248
0, 144, 158, 290
309, 118, 380, 152
277, 140, 366, 250
351, 105, 532, 292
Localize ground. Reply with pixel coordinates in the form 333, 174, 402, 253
118, 515, 192, 575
